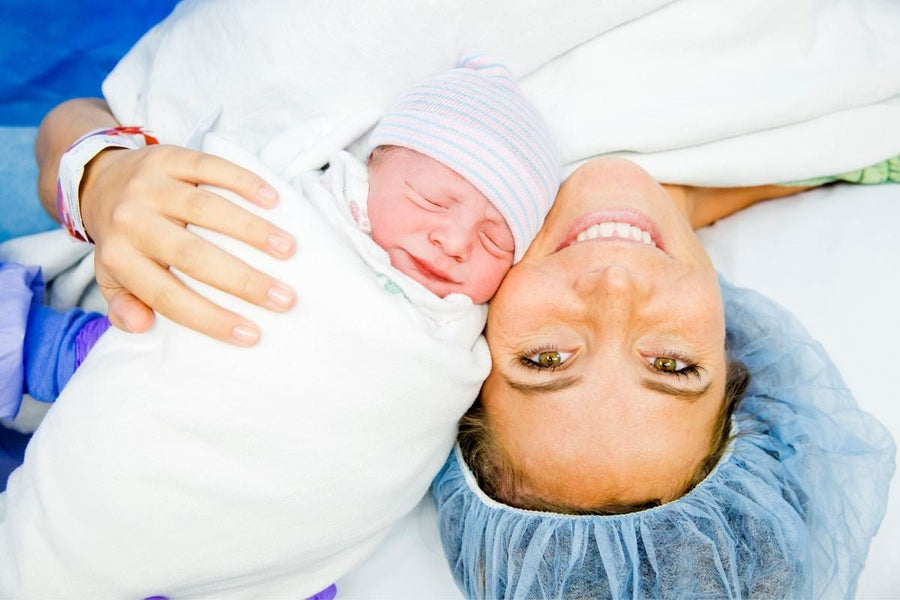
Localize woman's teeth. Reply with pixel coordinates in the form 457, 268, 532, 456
574, 222, 656, 247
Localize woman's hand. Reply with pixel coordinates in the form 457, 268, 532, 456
81, 144, 297, 346
35, 98, 297, 346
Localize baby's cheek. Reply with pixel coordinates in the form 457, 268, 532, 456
469, 258, 513, 303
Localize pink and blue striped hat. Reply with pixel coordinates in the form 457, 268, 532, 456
367, 56, 559, 263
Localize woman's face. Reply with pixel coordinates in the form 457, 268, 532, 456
481, 158, 726, 509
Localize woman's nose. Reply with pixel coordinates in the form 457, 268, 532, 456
573, 265, 646, 310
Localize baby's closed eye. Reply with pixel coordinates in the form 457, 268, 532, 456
480, 225, 514, 256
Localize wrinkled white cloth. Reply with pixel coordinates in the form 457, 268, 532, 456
0, 135, 490, 597
104, 0, 900, 185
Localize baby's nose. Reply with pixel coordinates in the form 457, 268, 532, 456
429, 225, 473, 260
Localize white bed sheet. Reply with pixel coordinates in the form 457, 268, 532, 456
336, 181, 900, 599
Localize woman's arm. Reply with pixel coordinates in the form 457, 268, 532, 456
35, 98, 297, 346
663, 183, 815, 229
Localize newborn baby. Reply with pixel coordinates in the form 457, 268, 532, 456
0, 57, 559, 598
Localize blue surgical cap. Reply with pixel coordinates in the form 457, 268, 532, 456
432, 278, 895, 599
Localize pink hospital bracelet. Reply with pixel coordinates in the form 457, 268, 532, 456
56, 125, 159, 243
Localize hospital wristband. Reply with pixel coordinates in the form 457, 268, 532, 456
56, 126, 159, 243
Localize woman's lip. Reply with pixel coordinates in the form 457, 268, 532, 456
554, 210, 667, 254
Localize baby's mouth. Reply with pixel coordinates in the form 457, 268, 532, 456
409, 255, 456, 283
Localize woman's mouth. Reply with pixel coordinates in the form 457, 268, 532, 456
575, 221, 654, 245
556, 210, 666, 254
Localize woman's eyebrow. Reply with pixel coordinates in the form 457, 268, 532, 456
503, 375, 582, 396
640, 378, 711, 402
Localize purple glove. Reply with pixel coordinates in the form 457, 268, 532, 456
144, 583, 337, 600
307, 584, 338, 600
75, 315, 111, 367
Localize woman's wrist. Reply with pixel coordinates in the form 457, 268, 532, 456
35, 98, 121, 220
57, 127, 158, 242
77, 147, 129, 242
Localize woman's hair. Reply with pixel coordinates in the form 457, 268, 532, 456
458, 359, 751, 515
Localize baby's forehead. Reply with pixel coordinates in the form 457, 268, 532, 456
373, 148, 512, 225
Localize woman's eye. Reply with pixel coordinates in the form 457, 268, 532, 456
648, 355, 701, 379
521, 349, 572, 370
652, 356, 683, 372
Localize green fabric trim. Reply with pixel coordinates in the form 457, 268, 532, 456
779, 155, 900, 187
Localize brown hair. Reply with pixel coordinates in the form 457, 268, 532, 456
367, 144, 402, 169
458, 359, 751, 515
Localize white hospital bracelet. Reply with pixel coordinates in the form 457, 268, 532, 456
56, 126, 159, 243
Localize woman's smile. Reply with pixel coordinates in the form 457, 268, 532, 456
555, 209, 666, 254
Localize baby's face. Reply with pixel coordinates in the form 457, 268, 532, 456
367, 148, 514, 303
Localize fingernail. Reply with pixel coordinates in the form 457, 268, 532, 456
258, 184, 278, 205
267, 232, 295, 256
232, 323, 260, 346
266, 284, 295, 309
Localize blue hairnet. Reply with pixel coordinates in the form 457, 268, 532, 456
432, 278, 895, 599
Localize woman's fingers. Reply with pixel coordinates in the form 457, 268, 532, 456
169, 148, 280, 209
167, 185, 296, 259
100, 250, 263, 346
80, 143, 301, 344
141, 219, 297, 314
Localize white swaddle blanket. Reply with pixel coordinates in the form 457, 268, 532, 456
0, 135, 490, 597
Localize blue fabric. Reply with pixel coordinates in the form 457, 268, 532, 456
432, 278, 896, 599
0, 261, 43, 418
0, 424, 30, 492
0, 260, 102, 418
0, 126, 57, 243
0, 1, 181, 126
0, 1, 180, 241
23, 303, 102, 404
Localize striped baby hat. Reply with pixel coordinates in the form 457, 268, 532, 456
367, 56, 559, 263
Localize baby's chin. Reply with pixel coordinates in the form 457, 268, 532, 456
395, 265, 490, 303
